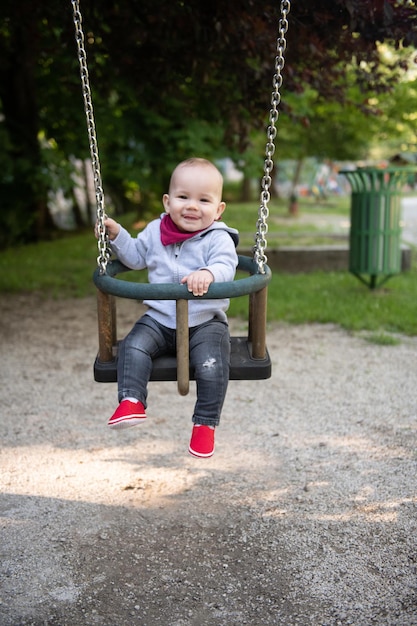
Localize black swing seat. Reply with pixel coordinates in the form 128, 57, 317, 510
94, 336, 271, 383
93, 256, 272, 385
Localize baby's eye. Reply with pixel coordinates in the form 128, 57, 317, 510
178, 194, 188, 199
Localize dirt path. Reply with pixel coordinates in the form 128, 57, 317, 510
1, 294, 416, 625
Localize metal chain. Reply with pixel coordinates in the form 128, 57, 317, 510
254, 0, 291, 274
70, 0, 289, 275
71, 0, 111, 274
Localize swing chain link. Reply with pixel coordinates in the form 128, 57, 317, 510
254, 0, 290, 274
71, 0, 111, 275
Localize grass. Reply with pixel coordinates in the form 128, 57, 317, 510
227, 259, 417, 336
0, 231, 100, 298
1, 197, 416, 336
362, 332, 402, 346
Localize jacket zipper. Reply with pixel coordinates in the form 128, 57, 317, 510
173, 242, 182, 283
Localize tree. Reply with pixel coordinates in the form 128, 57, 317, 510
0, 2, 90, 244
1, 0, 417, 245
274, 76, 385, 207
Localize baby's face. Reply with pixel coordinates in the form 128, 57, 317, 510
163, 165, 225, 233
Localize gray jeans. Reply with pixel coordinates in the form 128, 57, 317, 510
117, 314, 230, 426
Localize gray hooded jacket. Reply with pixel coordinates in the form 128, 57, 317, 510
110, 215, 239, 329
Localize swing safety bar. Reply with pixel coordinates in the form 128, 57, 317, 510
93, 255, 271, 301
94, 255, 272, 394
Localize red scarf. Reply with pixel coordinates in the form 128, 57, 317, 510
160, 214, 207, 246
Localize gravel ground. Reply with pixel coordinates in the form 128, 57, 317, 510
1, 293, 416, 625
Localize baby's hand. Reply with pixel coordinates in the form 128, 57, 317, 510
94, 217, 120, 241
181, 269, 214, 296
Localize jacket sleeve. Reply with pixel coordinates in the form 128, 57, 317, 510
200, 231, 238, 283
109, 225, 149, 270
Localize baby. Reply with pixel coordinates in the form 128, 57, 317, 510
100, 158, 239, 457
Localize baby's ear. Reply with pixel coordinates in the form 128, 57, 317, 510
216, 201, 226, 220
162, 193, 170, 213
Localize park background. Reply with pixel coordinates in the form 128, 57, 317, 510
1, 4, 417, 625
1, 1, 417, 337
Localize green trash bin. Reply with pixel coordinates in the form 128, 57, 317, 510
341, 166, 413, 289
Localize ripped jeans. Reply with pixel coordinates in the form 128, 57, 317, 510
117, 314, 231, 426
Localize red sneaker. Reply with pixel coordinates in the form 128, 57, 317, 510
108, 399, 146, 430
188, 425, 215, 458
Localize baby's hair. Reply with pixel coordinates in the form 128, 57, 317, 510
170, 158, 224, 185
177, 157, 221, 172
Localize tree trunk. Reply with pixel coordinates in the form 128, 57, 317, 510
240, 175, 252, 202
0, 8, 55, 244
84, 160, 95, 226
288, 157, 304, 216
71, 191, 88, 229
